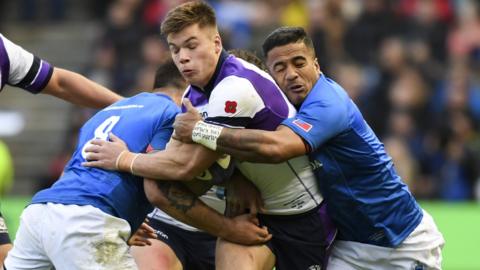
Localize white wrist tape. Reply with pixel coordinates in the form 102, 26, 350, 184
192, 121, 223, 151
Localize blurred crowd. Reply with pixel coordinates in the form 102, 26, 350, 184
30, 0, 480, 201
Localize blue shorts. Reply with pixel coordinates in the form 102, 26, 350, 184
148, 218, 216, 270
0, 211, 11, 245
259, 203, 337, 270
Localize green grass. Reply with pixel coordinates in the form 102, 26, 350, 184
1, 197, 479, 269
420, 202, 480, 270
1, 196, 28, 241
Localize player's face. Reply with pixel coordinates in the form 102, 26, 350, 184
266, 42, 320, 106
167, 24, 222, 88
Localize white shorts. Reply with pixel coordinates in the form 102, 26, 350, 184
5, 203, 137, 270
328, 210, 445, 270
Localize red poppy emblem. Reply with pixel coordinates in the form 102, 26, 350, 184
224, 101, 237, 113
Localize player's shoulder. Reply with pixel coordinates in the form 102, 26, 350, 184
128, 92, 175, 106
214, 75, 255, 92
209, 76, 261, 109
226, 56, 277, 85
102, 92, 177, 113
0, 33, 9, 44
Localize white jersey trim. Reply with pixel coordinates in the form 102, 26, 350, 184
1, 34, 34, 85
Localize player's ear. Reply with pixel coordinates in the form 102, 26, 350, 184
214, 34, 222, 54
314, 58, 320, 73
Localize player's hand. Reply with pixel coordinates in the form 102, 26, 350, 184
172, 98, 202, 143
225, 170, 265, 218
221, 213, 272, 245
127, 220, 157, 246
82, 132, 129, 170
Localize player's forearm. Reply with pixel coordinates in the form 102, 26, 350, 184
44, 68, 122, 108
127, 151, 198, 181
191, 121, 307, 163
216, 128, 287, 163
116, 140, 220, 181
145, 180, 232, 238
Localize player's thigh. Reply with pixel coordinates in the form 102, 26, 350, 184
131, 239, 182, 270
395, 210, 444, 269
4, 204, 53, 270
184, 231, 216, 270
45, 204, 137, 270
215, 238, 275, 270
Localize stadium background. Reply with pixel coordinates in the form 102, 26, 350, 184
0, 0, 479, 269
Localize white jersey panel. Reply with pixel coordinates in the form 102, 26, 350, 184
1, 34, 34, 85
237, 155, 323, 215
206, 75, 265, 124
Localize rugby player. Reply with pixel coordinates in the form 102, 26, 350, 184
173, 26, 446, 270
0, 32, 121, 267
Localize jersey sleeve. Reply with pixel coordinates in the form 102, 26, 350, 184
205, 76, 265, 128
282, 97, 350, 152
0, 34, 53, 93
149, 102, 180, 151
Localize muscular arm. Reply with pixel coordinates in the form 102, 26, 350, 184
131, 139, 222, 180
145, 179, 216, 227
172, 99, 308, 163
41, 67, 122, 108
144, 179, 271, 245
83, 135, 223, 181
215, 125, 307, 163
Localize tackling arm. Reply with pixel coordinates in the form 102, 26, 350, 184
83, 134, 223, 181
131, 139, 222, 180
173, 98, 308, 163
144, 179, 271, 245
215, 125, 308, 163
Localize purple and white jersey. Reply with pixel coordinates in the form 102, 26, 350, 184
184, 51, 322, 215
0, 33, 53, 93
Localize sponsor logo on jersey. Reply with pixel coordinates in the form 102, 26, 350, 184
308, 265, 321, 270
156, 229, 169, 240
224, 100, 237, 113
293, 118, 313, 132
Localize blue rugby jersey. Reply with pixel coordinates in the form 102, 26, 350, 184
0, 34, 53, 93
31, 92, 179, 231
282, 74, 423, 247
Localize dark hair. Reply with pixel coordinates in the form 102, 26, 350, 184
161, 1, 217, 36
153, 58, 186, 90
228, 49, 267, 71
262, 27, 315, 58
